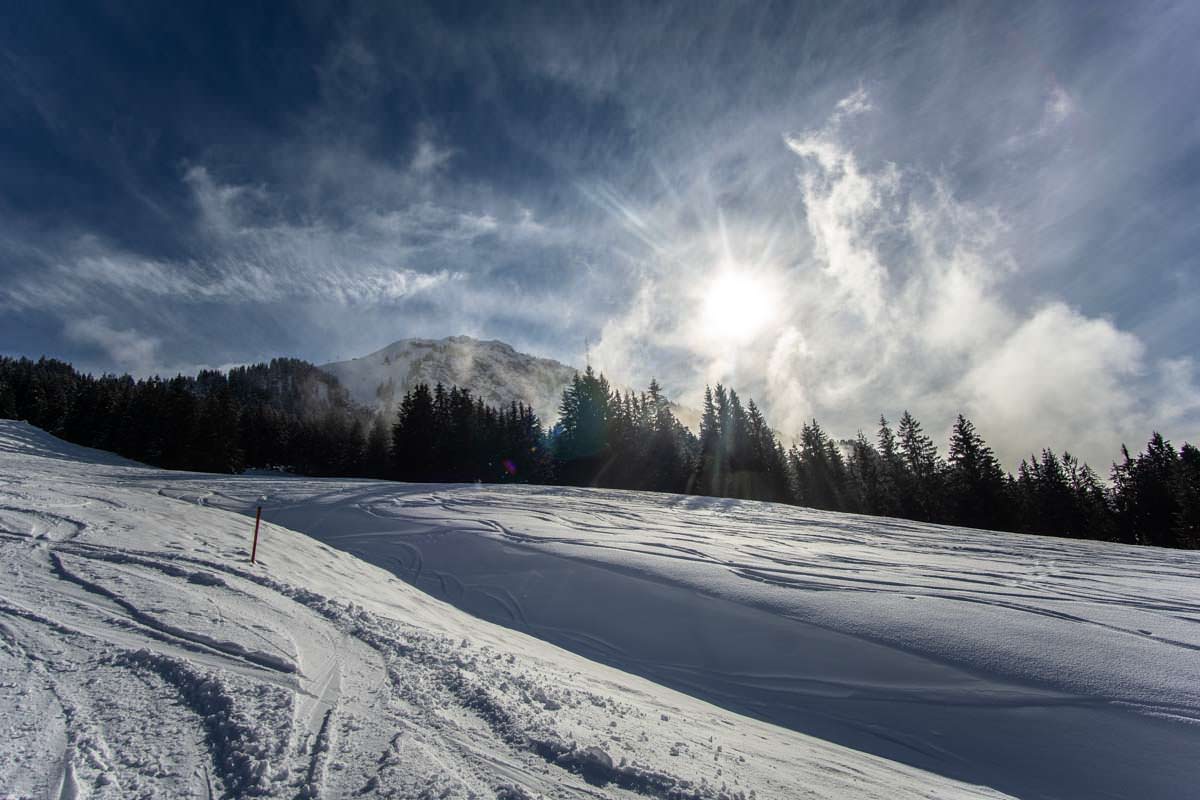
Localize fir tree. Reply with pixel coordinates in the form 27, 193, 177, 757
392, 384, 437, 481
946, 415, 1007, 530
553, 367, 613, 486
897, 410, 942, 520
695, 386, 722, 496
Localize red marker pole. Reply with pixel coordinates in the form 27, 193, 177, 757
250, 505, 262, 564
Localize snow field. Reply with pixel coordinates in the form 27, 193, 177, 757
0, 421, 1009, 799
169, 475, 1200, 799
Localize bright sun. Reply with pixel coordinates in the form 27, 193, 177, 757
701, 271, 776, 342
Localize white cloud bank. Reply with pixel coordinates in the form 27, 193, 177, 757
594, 91, 1199, 471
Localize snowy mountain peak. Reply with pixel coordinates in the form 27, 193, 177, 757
320, 336, 579, 423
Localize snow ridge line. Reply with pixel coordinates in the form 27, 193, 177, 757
0, 595, 82, 638
47, 544, 248, 594
64, 546, 231, 587
296, 708, 335, 800
113, 648, 281, 799
48, 551, 299, 675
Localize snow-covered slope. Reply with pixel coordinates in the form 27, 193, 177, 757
0, 421, 1010, 800
164, 477, 1199, 799
320, 336, 579, 422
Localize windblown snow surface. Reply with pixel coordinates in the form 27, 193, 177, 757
1, 422, 1197, 799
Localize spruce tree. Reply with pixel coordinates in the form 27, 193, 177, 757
0, 375, 18, 419
695, 386, 722, 496
791, 419, 844, 510
392, 384, 436, 481
897, 410, 942, 520
1172, 443, 1200, 547
873, 416, 904, 516
946, 415, 1006, 529
553, 367, 612, 485
847, 432, 880, 514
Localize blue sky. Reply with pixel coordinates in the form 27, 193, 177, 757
2, 1, 1197, 467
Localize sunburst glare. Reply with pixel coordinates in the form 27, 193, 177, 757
700, 270, 778, 343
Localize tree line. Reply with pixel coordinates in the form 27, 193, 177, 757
424, 365, 1196, 548
2, 355, 1196, 548
0, 356, 377, 477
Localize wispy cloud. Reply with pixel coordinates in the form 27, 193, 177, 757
831, 86, 872, 123
0, 237, 462, 310
64, 316, 160, 374
1043, 84, 1075, 128
410, 127, 456, 174
0, 146, 575, 369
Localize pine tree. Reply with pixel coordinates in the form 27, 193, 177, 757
946, 415, 1006, 529
554, 367, 613, 486
726, 390, 753, 498
873, 416, 904, 516
1172, 443, 1200, 547
713, 385, 732, 495
1111, 433, 1192, 548
1018, 450, 1075, 537
645, 379, 686, 493
392, 384, 437, 481
897, 410, 942, 520
790, 419, 845, 510
0, 374, 18, 419
745, 400, 789, 502
1061, 452, 1115, 541
695, 386, 722, 496
847, 431, 880, 514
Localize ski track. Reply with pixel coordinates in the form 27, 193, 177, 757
0, 420, 1021, 800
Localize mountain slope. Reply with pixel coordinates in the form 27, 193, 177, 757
175, 469, 1199, 799
320, 336, 579, 423
0, 420, 1009, 799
